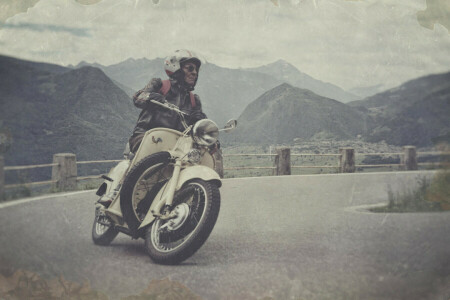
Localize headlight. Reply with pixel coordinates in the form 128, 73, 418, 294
193, 119, 219, 146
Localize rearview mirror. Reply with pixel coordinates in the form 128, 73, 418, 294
221, 119, 237, 133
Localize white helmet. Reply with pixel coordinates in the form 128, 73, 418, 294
164, 49, 201, 78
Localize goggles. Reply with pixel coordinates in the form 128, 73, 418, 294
183, 64, 197, 72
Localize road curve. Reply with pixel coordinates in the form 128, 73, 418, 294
0, 171, 449, 300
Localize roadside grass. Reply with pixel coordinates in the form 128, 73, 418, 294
370, 143, 449, 213
426, 169, 450, 210
370, 171, 449, 213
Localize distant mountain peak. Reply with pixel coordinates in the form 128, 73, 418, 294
248, 59, 359, 102
73, 60, 103, 69
76, 65, 106, 75
122, 57, 153, 63
225, 82, 370, 144
275, 82, 294, 90
264, 59, 297, 69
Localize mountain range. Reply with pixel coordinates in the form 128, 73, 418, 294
246, 60, 360, 103
1, 54, 449, 168
0, 55, 137, 166
225, 71, 449, 146
348, 72, 450, 146
223, 83, 371, 145
73, 58, 360, 126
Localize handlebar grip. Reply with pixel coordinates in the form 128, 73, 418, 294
149, 100, 188, 115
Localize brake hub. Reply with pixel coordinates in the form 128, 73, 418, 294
163, 203, 190, 231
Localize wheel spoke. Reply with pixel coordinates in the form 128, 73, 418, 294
95, 217, 110, 234
150, 182, 208, 253
132, 162, 173, 220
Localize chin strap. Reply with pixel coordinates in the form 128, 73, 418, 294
160, 80, 196, 108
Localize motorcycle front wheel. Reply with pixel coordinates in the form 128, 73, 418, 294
144, 179, 220, 265
92, 207, 119, 245
120, 152, 172, 234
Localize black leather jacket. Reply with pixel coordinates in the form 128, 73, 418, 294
130, 78, 206, 138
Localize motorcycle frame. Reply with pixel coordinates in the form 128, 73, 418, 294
103, 126, 221, 230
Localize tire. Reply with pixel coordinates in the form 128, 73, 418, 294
144, 179, 220, 265
92, 207, 119, 245
120, 152, 172, 235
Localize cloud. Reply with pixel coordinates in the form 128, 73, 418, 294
75, 0, 103, 4
1, 22, 91, 37
0, 0, 104, 22
0, 0, 40, 22
0, 0, 449, 91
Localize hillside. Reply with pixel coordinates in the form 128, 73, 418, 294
75, 58, 360, 125
0, 55, 137, 166
348, 72, 450, 146
195, 63, 284, 125
224, 83, 371, 145
75, 58, 164, 93
349, 84, 386, 99
75, 59, 284, 125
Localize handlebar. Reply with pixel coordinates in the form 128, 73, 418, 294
150, 100, 188, 116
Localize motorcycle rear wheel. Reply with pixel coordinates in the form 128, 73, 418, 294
92, 208, 119, 245
144, 179, 220, 265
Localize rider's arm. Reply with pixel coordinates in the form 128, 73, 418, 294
132, 78, 164, 109
188, 94, 207, 124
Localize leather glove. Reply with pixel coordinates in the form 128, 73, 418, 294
189, 110, 207, 123
136, 92, 165, 106
148, 92, 165, 105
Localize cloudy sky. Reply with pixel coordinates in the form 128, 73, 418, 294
0, 0, 449, 90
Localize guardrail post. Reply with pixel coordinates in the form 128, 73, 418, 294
401, 146, 417, 170
0, 155, 4, 198
339, 148, 355, 173
273, 147, 291, 176
52, 153, 77, 190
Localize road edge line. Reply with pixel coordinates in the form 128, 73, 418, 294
0, 190, 96, 209
344, 203, 388, 214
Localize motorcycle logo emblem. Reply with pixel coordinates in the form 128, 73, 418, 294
152, 136, 162, 144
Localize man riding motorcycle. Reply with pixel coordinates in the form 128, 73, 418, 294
129, 49, 207, 153
99, 50, 208, 206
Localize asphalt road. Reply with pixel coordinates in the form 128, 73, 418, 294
0, 171, 449, 300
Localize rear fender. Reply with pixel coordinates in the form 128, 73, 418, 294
138, 165, 221, 229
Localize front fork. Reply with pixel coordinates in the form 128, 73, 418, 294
150, 159, 182, 219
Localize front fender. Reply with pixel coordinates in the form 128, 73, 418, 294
176, 165, 222, 189
138, 165, 221, 229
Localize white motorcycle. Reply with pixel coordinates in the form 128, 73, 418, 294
92, 99, 236, 264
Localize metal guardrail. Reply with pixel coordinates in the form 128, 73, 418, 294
223, 152, 343, 171
3, 163, 59, 188
76, 160, 122, 165
222, 148, 450, 174
4, 163, 58, 171
1, 158, 119, 191
1, 147, 449, 192
291, 153, 341, 170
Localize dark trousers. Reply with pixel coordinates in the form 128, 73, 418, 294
129, 132, 145, 153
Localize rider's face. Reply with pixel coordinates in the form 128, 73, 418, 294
181, 62, 198, 87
